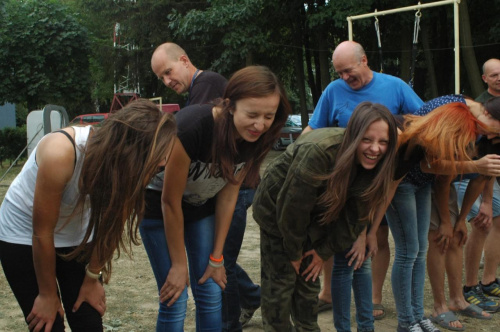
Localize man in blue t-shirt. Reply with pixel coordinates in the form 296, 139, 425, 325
303, 40, 423, 320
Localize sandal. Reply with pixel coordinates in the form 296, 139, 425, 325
373, 303, 386, 320
429, 311, 465, 331
455, 304, 492, 320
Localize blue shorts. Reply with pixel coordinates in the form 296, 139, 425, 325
454, 179, 500, 221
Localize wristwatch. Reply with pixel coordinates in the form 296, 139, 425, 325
85, 264, 102, 280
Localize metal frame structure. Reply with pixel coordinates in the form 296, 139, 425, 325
347, 0, 461, 93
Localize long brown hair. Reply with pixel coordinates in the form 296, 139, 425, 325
211, 65, 291, 187
319, 102, 399, 224
67, 99, 176, 282
399, 102, 482, 175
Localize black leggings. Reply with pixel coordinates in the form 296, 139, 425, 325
0, 241, 103, 332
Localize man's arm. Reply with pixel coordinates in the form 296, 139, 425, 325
189, 73, 227, 105
399, 80, 424, 114
306, 85, 334, 130
302, 125, 313, 134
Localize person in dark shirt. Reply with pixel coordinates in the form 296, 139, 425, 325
151, 42, 262, 330
476, 59, 500, 103
140, 66, 291, 331
151, 42, 226, 107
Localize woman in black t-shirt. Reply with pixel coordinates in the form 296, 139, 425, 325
140, 66, 291, 331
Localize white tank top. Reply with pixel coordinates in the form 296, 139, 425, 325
0, 126, 91, 247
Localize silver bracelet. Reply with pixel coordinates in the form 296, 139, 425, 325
208, 259, 224, 268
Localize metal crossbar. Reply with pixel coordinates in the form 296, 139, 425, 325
347, 0, 461, 93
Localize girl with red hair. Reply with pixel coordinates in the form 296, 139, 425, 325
388, 94, 500, 332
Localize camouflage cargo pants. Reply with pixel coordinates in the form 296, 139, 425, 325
260, 229, 321, 332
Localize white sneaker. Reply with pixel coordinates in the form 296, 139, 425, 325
419, 318, 441, 332
397, 322, 424, 332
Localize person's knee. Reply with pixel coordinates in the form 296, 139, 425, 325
377, 236, 390, 250
470, 222, 489, 237
193, 279, 223, 311
66, 302, 103, 332
491, 217, 500, 232
448, 234, 462, 250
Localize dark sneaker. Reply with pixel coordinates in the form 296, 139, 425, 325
397, 322, 424, 332
240, 307, 259, 327
418, 318, 441, 332
481, 278, 500, 299
463, 284, 500, 313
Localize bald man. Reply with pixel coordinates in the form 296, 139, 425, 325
304, 41, 423, 321
151, 42, 226, 106
305, 41, 422, 131
476, 58, 500, 103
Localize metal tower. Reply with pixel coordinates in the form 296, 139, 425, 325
109, 22, 140, 112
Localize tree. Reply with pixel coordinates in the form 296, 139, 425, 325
0, 0, 92, 116
459, 0, 482, 97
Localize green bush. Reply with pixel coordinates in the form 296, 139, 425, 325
0, 125, 27, 167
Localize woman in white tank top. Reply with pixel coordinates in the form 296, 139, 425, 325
0, 99, 176, 332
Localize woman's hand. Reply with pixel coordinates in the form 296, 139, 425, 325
346, 233, 367, 270
454, 221, 468, 247
301, 249, 324, 282
27, 293, 64, 332
160, 264, 189, 306
473, 154, 500, 176
199, 264, 227, 290
434, 222, 454, 254
472, 200, 493, 230
72, 275, 106, 316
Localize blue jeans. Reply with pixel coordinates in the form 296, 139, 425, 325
385, 182, 431, 327
222, 188, 261, 332
140, 216, 222, 332
331, 250, 374, 332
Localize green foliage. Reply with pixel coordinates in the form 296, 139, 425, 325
0, 125, 27, 167
66, 0, 203, 108
0, 0, 92, 114
15, 103, 28, 127
169, 0, 269, 73
14, 0, 494, 112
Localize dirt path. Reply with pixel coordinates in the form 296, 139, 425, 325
1, 151, 499, 331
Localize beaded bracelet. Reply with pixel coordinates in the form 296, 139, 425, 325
208, 259, 224, 268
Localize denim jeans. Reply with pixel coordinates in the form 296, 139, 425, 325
140, 215, 222, 332
222, 188, 261, 332
331, 249, 374, 332
385, 182, 431, 327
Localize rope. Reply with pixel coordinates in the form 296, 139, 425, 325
409, 7, 422, 88
374, 11, 383, 73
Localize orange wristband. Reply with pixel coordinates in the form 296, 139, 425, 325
210, 254, 224, 263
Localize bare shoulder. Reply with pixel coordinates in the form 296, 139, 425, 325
36, 128, 77, 183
